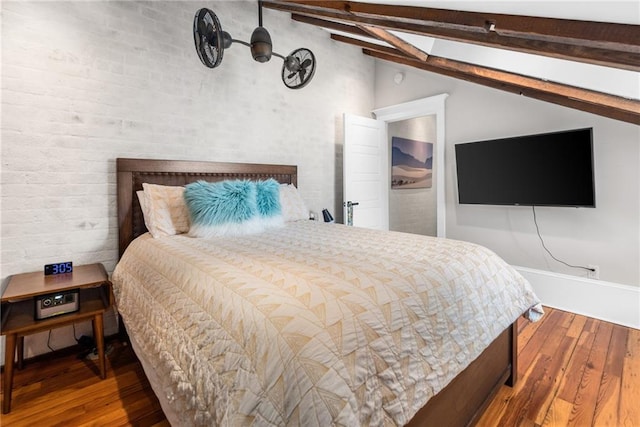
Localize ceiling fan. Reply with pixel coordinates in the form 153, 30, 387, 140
193, 2, 316, 90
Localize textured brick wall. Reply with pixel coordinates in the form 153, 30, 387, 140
1, 1, 374, 359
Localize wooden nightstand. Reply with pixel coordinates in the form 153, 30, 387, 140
1, 263, 112, 414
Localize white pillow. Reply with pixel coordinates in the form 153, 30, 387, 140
140, 183, 190, 238
136, 190, 152, 232
279, 184, 309, 222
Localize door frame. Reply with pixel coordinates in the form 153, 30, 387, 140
372, 93, 449, 238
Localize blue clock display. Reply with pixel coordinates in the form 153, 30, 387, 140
44, 261, 73, 276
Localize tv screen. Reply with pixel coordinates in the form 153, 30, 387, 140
455, 128, 595, 207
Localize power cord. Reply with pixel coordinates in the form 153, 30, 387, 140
48, 324, 84, 352
532, 206, 595, 273
73, 322, 98, 358
47, 330, 55, 352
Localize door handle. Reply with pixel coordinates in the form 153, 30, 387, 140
345, 201, 359, 226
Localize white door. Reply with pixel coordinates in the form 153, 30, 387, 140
343, 114, 388, 230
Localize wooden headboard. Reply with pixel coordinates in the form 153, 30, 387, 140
116, 158, 298, 257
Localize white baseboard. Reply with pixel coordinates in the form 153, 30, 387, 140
514, 266, 640, 330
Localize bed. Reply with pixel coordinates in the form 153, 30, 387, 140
113, 158, 543, 426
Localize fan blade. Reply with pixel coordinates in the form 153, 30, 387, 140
208, 24, 218, 41
198, 20, 207, 37
301, 58, 311, 69
288, 71, 297, 79
299, 67, 306, 81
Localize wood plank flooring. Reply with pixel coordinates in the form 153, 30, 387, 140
0, 341, 169, 427
477, 307, 640, 426
1, 307, 638, 426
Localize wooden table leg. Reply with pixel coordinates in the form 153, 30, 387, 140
93, 314, 106, 379
506, 322, 518, 387
3, 333, 17, 414
17, 336, 24, 370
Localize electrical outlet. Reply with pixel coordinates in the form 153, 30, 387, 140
588, 265, 600, 280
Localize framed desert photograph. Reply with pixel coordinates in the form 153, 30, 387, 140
391, 136, 433, 189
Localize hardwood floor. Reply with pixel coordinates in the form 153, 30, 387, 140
477, 307, 640, 427
0, 340, 169, 427
1, 307, 638, 426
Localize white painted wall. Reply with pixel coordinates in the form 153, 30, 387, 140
375, 61, 640, 288
1, 0, 374, 359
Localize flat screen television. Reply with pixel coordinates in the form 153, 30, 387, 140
455, 128, 595, 207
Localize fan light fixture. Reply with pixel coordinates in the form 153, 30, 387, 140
193, 1, 316, 89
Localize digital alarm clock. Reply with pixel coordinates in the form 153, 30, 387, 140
44, 261, 73, 276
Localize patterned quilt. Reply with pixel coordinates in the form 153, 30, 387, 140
112, 221, 543, 426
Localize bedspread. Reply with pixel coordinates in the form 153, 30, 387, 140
112, 221, 542, 426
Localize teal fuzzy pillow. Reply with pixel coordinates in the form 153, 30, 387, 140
255, 178, 284, 228
184, 180, 263, 237
256, 179, 282, 216
183, 179, 284, 238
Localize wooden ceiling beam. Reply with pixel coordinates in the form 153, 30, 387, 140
331, 33, 409, 56
356, 24, 429, 61
368, 49, 640, 125
291, 14, 369, 38
333, 35, 639, 125
263, 0, 640, 71
265, 0, 637, 48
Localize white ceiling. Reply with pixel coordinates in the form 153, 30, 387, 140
347, 1, 640, 100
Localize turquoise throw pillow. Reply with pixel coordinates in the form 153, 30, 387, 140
184, 180, 263, 237
255, 178, 284, 229
183, 179, 284, 237
255, 178, 282, 218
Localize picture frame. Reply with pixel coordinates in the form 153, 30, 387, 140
391, 136, 433, 189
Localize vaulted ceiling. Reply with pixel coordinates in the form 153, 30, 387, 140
262, 0, 640, 125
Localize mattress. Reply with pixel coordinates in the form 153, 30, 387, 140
112, 221, 542, 426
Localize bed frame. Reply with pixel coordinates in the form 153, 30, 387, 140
116, 158, 298, 257
116, 157, 517, 427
